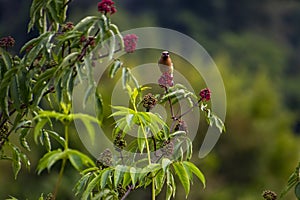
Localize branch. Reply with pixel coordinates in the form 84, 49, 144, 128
121, 185, 134, 200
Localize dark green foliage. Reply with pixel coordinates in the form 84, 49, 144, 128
0, 1, 223, 199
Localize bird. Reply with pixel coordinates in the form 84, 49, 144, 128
158, 51, 173, 74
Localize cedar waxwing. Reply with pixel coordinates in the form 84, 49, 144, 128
158, 51, 174, 74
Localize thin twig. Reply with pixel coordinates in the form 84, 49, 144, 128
121, 185, 134, 200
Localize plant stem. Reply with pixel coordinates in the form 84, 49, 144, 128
139, 122, 155, 199
64, 123, 69, 149
140, 123, 151, 165
52, 158, 67, 200
152, 180, 156, 200
52, 124, 69, 199
121, 185, 134, 200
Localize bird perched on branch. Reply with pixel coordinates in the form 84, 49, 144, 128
158, 51, 173, 75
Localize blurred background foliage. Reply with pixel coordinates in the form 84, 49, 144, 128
1, 0, 300, 199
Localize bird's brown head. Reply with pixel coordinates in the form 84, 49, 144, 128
161, 51, 170, 59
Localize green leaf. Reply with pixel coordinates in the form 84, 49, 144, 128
101, 168, 112, 189
122, 67, 129, 89
19, 128, 31, 151
32, 68, 56, 106
173, 140, 185, 161
44, 130, 65, 147
74, 172, 93, 197
130, 167, 138, 186
170, 131, 187, 138
122, 171, 132, 188
0, 48, 12, 69
280, 162, 300, 198
114, 165, 126, 188
82, 173, 102, 200
17, 70, 30, 105
34, 118, 49, 144
185, 138, 193, 161
166, 183, 172, 200
137, 126, 146, 153
109, 24, 124, 49
107, 29, 116, 60
74, 16, 99, 32
166, 169, 176, 200
19, 152, 30, 170
127, 68, 139, 89
41, 129, 51, 152
109, 59, 123, 78
172, 162, 190, 197
162, 158, 172, 172
155, 169, 165, 195
37, 149, 64, 174
57, 52, 80, 70
83, 84, 94, 109
74, 115, 96, 145
10, 75, 22, 112
67, 149, 95, 171
11, 145, 22, 179
95, 91, 104, 123
295, 182, 300, 199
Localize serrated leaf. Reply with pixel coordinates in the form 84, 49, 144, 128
19, 152, 30, 170
34, 118, 49, 144
172, 162, 190, 197
82, 173, 102, 200
74, 172, 93, 196
183, 161, 206, 188
11, 145, 21, 179
122, 171, 131, 188
185, 138, 193, 161
19, 128, 31, 151
37, 149, 64, 174
162, 158, 172, 172
41, 130, 51, 151
67, 149, 95, 171
101, 168, 112, 189
130, 167, 138, 186
76, 116, 96, 145
155, 169, 165, 195
44, 130, 65, 147
114, 165, 126, 188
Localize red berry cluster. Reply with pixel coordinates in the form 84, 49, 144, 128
199, 88, 211, 101
98, 0, 117, 15
123, 34, 138, 53
158, 72, 174, 88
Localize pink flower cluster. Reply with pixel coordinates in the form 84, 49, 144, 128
123, 34, 138, 53
98, 0, 117, 15
158, 72, 174, 88
199, 88, 211, 101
